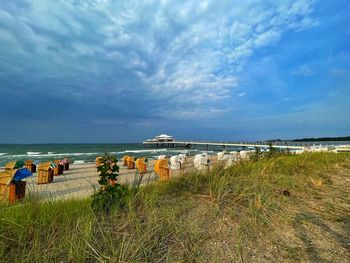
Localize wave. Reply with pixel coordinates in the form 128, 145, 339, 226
27, 151, 42, 155
73, 160, 85, 165
0, 153, 7, 156
124, 149, 168, 153
168, 149, 192, 153
6, 152, 103, 159
109, 151, 126, 155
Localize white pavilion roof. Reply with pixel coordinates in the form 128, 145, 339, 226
155, 134, 173, 138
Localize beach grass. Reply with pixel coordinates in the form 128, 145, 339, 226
1, 152, 350, 262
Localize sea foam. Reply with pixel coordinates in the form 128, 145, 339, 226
26, 151, 42, 155
124, 149, 168, 153
73, 160, 85, 165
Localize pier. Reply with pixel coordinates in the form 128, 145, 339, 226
142, 140, 305, 150
142, 134, 350, 151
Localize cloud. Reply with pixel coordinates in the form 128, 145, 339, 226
157, 107, 229, 120
292, 65, 316, 76
3, 0, 342, 143
254, 29, 281, 47
0, 1, 318, 100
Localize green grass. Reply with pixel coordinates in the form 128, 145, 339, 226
1, 153, 350, 262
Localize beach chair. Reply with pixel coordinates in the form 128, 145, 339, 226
239, 150, 251, 160
0, 172, 14, 203
37, 162, 55, 184
64, 158, 70, 170
194, 153, 210, 172
154, 159, 170, 181
133, 158, 147, 186
179, 154, 187, 166
53, 160, 64, 176
0, 169, 31, 204
24, 160, 37, 173
170, 156, 182, 170
123, 155, 129, 166
127, 156, 136, 169
136, 158, 147, 174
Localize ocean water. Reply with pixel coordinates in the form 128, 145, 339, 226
0, 143, 227, 167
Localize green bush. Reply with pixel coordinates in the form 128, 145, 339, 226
91, 153, 130, 213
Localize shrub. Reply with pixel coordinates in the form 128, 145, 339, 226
91, 153, 129, 213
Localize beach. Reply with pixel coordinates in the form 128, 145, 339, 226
23, 156, 217, 201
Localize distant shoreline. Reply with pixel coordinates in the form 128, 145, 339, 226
292, 136, 350, 142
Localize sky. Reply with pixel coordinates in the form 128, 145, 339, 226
0, 0, 349, 143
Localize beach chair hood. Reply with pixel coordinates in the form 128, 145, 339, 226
5, 160, 25, 170
38, 162, 56, 171
13, 168, 33, 181
0, 168, 32, 186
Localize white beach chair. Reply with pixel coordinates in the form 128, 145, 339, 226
194, 153, 210, 171
158, 155, 166, 160
170, 156, 181, 170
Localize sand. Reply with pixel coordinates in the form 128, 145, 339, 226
23, 156, 218, 201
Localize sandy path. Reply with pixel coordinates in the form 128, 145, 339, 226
24, 156, 218, 200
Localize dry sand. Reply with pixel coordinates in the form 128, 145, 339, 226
24, 156, 218, 200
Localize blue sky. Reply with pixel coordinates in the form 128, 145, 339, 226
0, 0, 349, 143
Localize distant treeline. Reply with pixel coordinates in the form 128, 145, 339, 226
292, 136, 350, 142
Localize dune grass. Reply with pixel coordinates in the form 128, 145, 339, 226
1, 152, 350, 262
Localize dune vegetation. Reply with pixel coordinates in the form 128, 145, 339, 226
1, 152, 350, 262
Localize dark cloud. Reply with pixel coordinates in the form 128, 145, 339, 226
0, 0, 349, 142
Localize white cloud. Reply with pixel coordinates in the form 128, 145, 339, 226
229, 22, 252, 39
0, 0, 319, 120
158, 107, 228, 120
292, 65, 316, 76
254, 29, 281, 47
